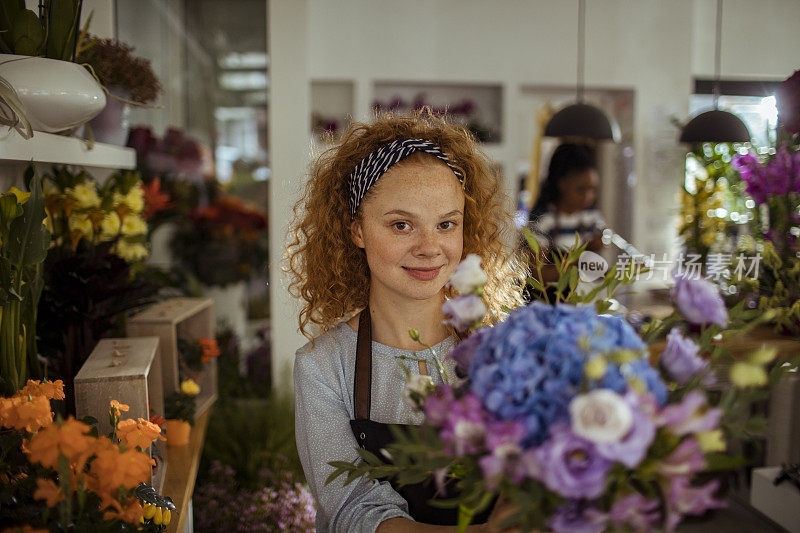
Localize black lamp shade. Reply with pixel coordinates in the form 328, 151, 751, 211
679, 109, 750, 144
544, 103, 620, 141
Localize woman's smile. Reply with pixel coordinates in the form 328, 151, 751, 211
402, 265, 443, 281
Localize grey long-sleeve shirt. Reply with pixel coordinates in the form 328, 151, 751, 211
293, 322, 457, 533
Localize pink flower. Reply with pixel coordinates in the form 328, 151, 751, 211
658, 438, 706, 477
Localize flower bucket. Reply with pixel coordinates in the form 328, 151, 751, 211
165, 419, 191, 447
0, 54, 106, 133
87, 85, 131, 145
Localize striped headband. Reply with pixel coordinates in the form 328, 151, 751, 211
347, 138, 464, 218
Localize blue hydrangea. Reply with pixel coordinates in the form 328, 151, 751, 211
468, 303, 658, 446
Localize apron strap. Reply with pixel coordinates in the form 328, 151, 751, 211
354, 307, 372, 420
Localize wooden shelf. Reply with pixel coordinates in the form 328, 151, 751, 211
163, 401, 214, 533
0, 129, 135, 169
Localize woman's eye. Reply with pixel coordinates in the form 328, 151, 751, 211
439, 221, 457, 230
393, 222, 410, 231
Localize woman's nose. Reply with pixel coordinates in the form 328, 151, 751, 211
413, 229, 441, 257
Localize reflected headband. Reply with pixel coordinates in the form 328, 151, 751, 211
347, 138, 464, 218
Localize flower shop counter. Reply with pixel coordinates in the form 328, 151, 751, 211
163, 401, 214, 533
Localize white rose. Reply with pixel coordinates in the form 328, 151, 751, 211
403, 374, 434, 409
569, 389, 633, 443
448, 254, 488, 294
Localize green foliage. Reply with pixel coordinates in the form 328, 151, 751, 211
198, 395, 303, 490
163, 392, 195, 425
0, 172, 49, 394
0, 0, 83, 60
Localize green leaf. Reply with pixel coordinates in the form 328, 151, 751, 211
10, 9, 44, 56
0, 0, 24, 52
45, 0, 82, 61
522, 227, 540, 256
7, 174, 50, 272
355, 447, 383, 466
0, 192, 21, 242
705, 452, 748, 471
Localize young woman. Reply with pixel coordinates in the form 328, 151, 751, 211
288, 112, 523, 532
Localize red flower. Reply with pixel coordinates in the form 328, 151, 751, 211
142, 178, 172, 219
777, 70, 800, 135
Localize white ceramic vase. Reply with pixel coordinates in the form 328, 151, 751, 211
87, 85, 131, 145
0, 54, 106, 133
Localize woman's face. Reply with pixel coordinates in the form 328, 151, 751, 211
558, 168, 599, 213
351, 159, 465, 304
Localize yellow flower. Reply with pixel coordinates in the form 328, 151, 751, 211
181, 379, 200, 396
114, 240, 148, 262
730, 362, 768, 388
748, 347, 777, 365
584, 356, 607, 380
697, 429, 726, 453
68, 213, 93, 238
9, 187, 30, 204
121, 214, 147, 236
114, 186, 145, 213
68, 183, 101, 209
100, 212, 122, 240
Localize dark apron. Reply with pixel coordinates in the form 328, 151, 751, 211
349, 308, 493, 525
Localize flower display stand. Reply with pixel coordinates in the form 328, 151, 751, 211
74, 337, 166, 491
126, 297, 217, 416
750, 467, 800, 533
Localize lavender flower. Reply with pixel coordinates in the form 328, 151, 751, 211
660, 327, 709, 384
548, 500, 605, 533
665, 476, 725, 532
442, 294, 486, 331
424, 386, 488, 456
535, 424, 611, 499
478, 421, 528, 487
447, 327, 489, 376
660, 390, 721, 436
605, 493, 661, 532
671, 274, 728, 327
595, 392, 656, 468
658, 438, 706, 477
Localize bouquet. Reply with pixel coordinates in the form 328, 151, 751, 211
0, 380, 170, 531
329, 255, 788, 532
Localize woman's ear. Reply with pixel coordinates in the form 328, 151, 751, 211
350, 219, 365, 248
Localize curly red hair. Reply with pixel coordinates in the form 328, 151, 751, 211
287, 111, 523, 339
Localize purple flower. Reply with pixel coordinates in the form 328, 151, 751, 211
660, 390, 721, 436
548, 500, 606, 533
442, 294, 486, 331
478, 421, 528, 487
535, 424, 611, 499
660, 328, 709, 384
665, 476, 725, 532
424, 387, 488, 456
595, 392, 656, 468
605, 493, 661, 532
658, 438, 706, 477
671, 274, 728, 327
447, 327, 490, 376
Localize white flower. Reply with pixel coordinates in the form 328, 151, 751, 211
569, 389, 633, 443
68, 183, 100, 209
447, 254, 487, 294
403, 374, 434, 409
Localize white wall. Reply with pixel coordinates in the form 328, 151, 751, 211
302, 0, 799, 261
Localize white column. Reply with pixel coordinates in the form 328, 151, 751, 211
268, 0, 311, 392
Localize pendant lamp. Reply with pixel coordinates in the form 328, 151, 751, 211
679, 0, 749, 144
544, 0, 619, 142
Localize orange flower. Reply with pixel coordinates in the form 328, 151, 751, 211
109, 400, 130, 413
198, 338, 220, 363
117, 418, 164, 449
89, 445, 154, 494
26, 417, 93, 471
103, 499, 143, 524
18, 380, 65, 401
0, 394, 52, 432
33, 478, 65, 507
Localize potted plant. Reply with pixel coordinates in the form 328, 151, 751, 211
77, 34, 161, 145
0, 0, 106, 135
163, 382, 198, 447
